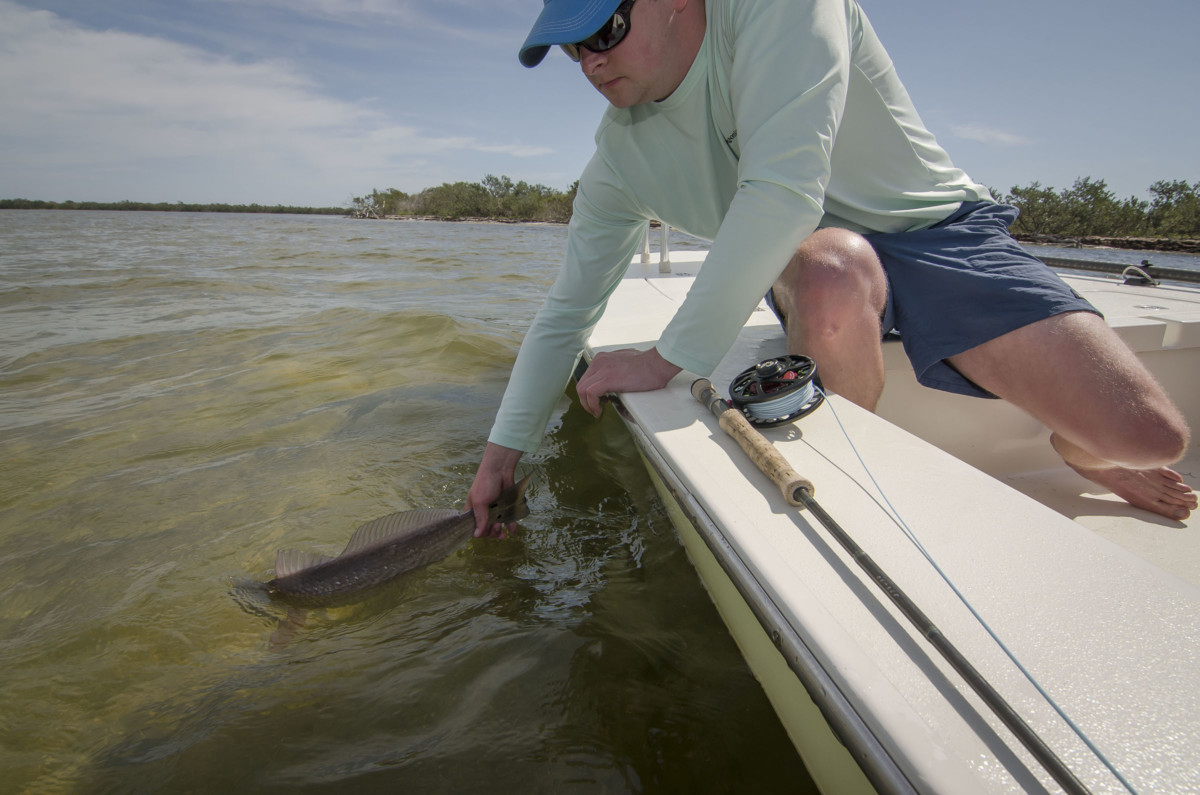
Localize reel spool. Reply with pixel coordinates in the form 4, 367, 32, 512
728, 355, 824, 427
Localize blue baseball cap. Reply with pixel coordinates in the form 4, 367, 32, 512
519, 0, 623, 67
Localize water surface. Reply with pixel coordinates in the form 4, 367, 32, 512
0, 211, 812, 793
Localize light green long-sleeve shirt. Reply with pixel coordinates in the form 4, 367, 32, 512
489, 0, 990, 453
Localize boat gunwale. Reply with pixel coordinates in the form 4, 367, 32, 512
608, 392, 917, 794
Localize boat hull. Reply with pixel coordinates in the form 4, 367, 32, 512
628, 432, 884, 794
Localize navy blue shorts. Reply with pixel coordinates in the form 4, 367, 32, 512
766, 201, 1100, 398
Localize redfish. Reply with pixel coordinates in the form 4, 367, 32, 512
265, 475, 531, 605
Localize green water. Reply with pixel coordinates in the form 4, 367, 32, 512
0, 211, 812, 792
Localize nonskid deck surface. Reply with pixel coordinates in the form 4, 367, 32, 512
1000, 448, 1197, 583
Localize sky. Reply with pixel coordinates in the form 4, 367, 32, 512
1, 0, 1197, 207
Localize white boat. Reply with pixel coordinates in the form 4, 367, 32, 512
585, 234, 1199, 794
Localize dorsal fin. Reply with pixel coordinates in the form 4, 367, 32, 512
339, 508, 463, 557
274, 548, 335, 579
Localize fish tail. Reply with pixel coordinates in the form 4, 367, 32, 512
487, 474, 532, 526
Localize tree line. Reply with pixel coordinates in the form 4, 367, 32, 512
349, 175, 576, 223
0, 198, 350, 215
997, 177, 1199, 240
350, 174, 1198, 239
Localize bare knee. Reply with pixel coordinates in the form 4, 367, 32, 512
1074, 333, 1192, 468
1099, 400, 1191, 469
1147, 411, 1190, 466
772, 228, 887, 333
1055, 374, 1192, 470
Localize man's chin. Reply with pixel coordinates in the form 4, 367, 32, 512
596, 78, 636, 108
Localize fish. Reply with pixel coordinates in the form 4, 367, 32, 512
264, 474, 531, 606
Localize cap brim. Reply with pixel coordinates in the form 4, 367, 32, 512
519, 0, 623, 67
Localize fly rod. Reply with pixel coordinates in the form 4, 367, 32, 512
691, 377, 1092, 795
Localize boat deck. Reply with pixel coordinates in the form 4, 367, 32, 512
589, 252, 1200, 793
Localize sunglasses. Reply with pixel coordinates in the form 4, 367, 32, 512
560, 0, 637, 62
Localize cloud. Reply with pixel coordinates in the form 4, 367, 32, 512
951, 124, 1033, 147
0, 1, 548, 202
477, 143, 556, 158
213, 0, 528, 44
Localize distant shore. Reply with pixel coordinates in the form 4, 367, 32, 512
4, 200, 1197, 254
378, 214, 565, 226
0, 199, 349, 215
370, 218, 1200, 254
378, 216, 1200, 253
1012, 233, 1200, 255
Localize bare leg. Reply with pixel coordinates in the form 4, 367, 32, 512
774, 232, 1194, 520
770, 229, 889, 410
949, 311, 1196, 520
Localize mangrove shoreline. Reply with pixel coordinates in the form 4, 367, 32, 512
5, 173, 1199, 254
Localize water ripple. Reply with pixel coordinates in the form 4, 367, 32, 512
0, 211, 809, 793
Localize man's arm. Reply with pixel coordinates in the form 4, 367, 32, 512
469, 165, 652, 534
486, 163, 649, 454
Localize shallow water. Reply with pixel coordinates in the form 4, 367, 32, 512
1023, 242, 1200, 274
1023, 242, 1200, 271
0, 211, 812, 792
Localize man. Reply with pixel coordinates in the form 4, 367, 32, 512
468, 0, 1195, 534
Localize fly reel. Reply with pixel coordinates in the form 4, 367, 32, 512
728, 355, 824, 427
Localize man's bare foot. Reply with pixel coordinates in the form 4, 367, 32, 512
1049, 431, 1196, 520
1066, 462, 1196, 521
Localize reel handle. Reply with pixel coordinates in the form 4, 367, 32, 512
692, 379, 814, 507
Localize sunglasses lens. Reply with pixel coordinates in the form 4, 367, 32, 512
562, 1, 631, 60
593, 15, 627, 50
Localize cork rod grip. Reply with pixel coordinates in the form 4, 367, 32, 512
691, 379, 814, 507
